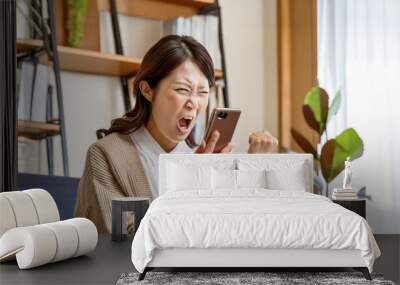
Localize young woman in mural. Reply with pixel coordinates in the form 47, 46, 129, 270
75, 35, 278, 233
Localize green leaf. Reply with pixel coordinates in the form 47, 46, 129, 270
304, 86, 321, 120
303, 86, 329, 135
302, 105, 320, 135
320, 139, 336, 183
320, 128, 364, 183
320, 88, 329, 132
290, 128, 318, 160
331, 128, 364, 176
327, 90, 342, 123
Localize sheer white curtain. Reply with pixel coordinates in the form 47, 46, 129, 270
318, 0, 400, 233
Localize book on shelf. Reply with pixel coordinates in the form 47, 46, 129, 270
332, 196, 358, 200
332, 187, 358, 200
333, 193, 357, 197
334, 189, 356, 193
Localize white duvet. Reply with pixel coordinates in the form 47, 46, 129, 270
131, 190, 380, 273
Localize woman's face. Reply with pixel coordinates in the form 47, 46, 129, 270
145, 60, 210, 151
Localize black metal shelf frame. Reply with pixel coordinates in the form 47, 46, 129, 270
1, 0, 18, 192
16, 0, 69, 176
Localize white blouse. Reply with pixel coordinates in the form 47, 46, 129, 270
130, 126, 192, 197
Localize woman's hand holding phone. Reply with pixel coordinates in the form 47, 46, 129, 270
196, 108, 240, 153
195, 130, 234, 154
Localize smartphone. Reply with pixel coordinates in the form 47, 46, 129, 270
204, 108, 241, 152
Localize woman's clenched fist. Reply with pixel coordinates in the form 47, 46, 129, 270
247, 130, 278, 153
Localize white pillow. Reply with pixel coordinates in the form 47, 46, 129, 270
237, 159, 309, 191
236, 169, 267, 189
266, 162, 307, 191
212, 168, 237, 190
211, 168, 268, 190
167, 163, 212, 192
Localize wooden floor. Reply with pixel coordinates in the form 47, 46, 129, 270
374, 234, 400, 284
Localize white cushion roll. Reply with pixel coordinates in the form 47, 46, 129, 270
0, 192, 39, 227
42, 221, 79, 262
23, 189, 60, 224
66, 218, 98, 257
0, 226, 57, 269
0, 196, 17, 237
0, 218, 98, 269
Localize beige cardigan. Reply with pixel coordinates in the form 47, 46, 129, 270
74, 133, 152, 233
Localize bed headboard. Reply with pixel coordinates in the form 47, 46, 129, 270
159, 154, 314, 195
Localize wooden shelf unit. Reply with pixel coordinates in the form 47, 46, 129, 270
17, 38, 223, 79
17, 38, 141, 77
18, 120, 60, 140
97, 0, 215, 21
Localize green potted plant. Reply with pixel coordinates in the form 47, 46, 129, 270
66, 0, 88, 48
291, 86, 364, 196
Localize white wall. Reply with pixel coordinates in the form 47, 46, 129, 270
264, 0, 278, 138
219, 0, 267, 152
220, 0, 278, 151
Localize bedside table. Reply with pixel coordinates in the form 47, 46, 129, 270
332, 198, 366, 218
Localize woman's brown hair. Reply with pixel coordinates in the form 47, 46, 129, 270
97, 35, 215, 146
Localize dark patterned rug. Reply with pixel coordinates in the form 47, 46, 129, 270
116, 271, 396, 285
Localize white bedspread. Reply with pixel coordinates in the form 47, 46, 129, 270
131, 190, 380, 273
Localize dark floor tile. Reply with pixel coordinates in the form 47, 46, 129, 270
374, 234, 400, 284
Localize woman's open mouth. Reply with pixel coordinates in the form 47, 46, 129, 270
177, 115, 194, 135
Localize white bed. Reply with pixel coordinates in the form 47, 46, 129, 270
131, 154, 380, 280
